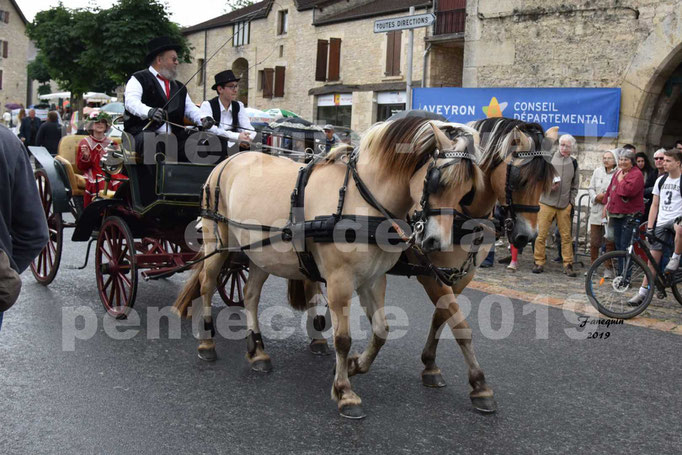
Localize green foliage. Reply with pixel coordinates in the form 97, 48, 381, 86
225, 0, 255, 12
27, 54, 51, 83
37, 84, 52, 96
26, 0, 191, 98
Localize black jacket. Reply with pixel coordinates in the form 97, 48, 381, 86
19, 116, 42, 146
124, 69, 187, 137
0, 125, 48, 272
35, 121, 63, 156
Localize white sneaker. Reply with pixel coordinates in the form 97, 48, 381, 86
627, 293, 646, 307
665, 256, 680, 273
603, 269, 614, 279
507, 261, 518, 272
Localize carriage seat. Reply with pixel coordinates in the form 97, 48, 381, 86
55, 135, 123, 197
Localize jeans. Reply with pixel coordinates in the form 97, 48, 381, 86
607, 216, 637, 274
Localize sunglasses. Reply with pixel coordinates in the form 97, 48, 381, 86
655, 157, 664, 160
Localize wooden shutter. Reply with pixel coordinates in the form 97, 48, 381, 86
392, 31, 401, 75
4, 11, 8, 23
263, 68, 274, 98
328, 38, 341, 81
385, 32, 394, 75
315, 39, 328, 82
386, 31, 402, 76
2, 41, 6, 59
274, 66, 285, 97
0, 70, 3, 90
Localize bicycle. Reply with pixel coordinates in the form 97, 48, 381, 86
585, 216, 682, 319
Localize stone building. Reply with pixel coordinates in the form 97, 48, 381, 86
181, 1, 682, 172
0, 0, 28, 112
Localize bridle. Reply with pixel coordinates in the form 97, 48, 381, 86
500, 149, 553, 236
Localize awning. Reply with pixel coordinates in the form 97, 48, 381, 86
39, 91, 71, 100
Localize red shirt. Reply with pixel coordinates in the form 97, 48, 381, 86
604, 166, 645, 215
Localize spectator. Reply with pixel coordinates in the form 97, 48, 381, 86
587, 150, 618, 277
19, 109, 42, 147
0, 125, 49, 330
636, 151, 658, 215
651, 148, 667, 178
35, 111, 63, 156
2, 111, 10, 127
602, 148, 645, 254
533, 134, 580, 277
323, 124, 337, 153
623, 143, 636, 153
628, 149, 682, 305
675, 140, 682, 152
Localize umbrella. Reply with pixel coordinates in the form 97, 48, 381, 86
268, 116, 324, 133
387, 109, 447, 121
244, 107, 275, 124
265, 108, 300, 119
4, 103, 22, 110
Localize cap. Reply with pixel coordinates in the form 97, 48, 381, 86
323, 124, 334, 130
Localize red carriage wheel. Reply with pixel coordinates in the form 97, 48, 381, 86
30, 168, 63, 285
217, 264, 248, 306
96, 216, 138, 319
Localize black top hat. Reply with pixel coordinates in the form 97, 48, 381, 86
144, 36, 182, 65
211, 70, 240, 90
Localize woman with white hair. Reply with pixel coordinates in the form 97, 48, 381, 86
602, 148, 645, 253
587, 149, 619, 276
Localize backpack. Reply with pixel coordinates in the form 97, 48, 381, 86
656, 173, 682, 197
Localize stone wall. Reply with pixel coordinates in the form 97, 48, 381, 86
463, 0, 682, 185
0, 0, 28, 113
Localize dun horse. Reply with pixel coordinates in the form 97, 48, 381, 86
173, 117, 483, 418
413, 118, 559, 413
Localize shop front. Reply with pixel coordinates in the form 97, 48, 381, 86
316, 93, 353, 128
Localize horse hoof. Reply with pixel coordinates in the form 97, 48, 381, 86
471, 396, 497, 414
309, 341, 331, 356
422, 372, 447, 388
198, 348, 217, 362
339, 404, 366, 420
251, 358, 273, 373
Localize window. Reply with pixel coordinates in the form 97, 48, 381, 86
279, 45, 284, 58
278, 10, 288, 35
385, 31, 402, 76
233, 21, 250, 47
197, 58, 204, 86
0, 11, 8, 23
315, 38, 342, 82
0, 40, 7, 58
0, 70, 3, 90
274, 66, 285, 97
258, 70, 264, 91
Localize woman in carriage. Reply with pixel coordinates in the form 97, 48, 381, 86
76, 111, 126, 206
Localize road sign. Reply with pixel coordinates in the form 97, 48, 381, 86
373, 13, 435, 33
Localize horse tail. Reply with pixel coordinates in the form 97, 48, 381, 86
172, 251, 204, 319
287, 279, 308, 311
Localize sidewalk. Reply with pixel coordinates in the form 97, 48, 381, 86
472, 243, 682, 335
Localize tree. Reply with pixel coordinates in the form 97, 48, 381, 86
26, 0, 191, 117
224, 1, 254, 13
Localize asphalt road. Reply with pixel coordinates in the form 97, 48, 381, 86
1, 235, 681, 454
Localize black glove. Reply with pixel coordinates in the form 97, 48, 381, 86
201, 116, 215, 130
147, 108, 166, 123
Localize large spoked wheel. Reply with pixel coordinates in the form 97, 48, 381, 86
585, 250, 654, 319
217, 263, 247, 307
30, 168, 63, 285
96, 216, 138, 319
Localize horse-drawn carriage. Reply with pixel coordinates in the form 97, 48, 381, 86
27, 118, 248, 318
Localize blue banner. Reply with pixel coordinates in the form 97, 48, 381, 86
412, 87, 621, 137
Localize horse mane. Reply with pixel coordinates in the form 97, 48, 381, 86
324, 117, 482, 191
469, 117, 556, 192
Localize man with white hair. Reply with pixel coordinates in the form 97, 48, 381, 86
533, 133, 580, 277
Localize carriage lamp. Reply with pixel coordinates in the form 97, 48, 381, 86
100, 143, 124, 176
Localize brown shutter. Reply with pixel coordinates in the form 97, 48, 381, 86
315, 39, 328, 82
274, 66, 285, 97
385, 32, 395, 75
4, 11, 8, 23
2, 41, 6, 59
328, 38, 341, 81
263, 68, 274, 98
392, 31, 401, 76
0, 70, 3, 90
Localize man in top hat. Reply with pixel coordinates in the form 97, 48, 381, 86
200, 70, 255, 153
123, 36, 215, 161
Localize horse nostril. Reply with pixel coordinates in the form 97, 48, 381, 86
513, 234, 529, 249
422, 236, 441, 253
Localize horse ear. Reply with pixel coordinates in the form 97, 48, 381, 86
510, 126, 531, 152
430, 122, 454, 151
545, 126, 559, 142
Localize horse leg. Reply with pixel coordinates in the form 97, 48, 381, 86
243, 264, 272, 373
196, 250, 231, 362
304, 280, 331, 356
347, 275, 388, 377
328, 275, 364, 419
417, 274, 496, 413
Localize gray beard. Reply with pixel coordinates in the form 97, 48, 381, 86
158, 67, 177, 81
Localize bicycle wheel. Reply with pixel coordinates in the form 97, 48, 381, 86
585, 250, 654, 319
669, 270, 682, 306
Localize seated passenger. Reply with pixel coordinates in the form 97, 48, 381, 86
76, 112, 126, 207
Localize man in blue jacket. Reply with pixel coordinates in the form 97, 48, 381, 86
0, 125, 48, 330
19, 109, 42, 147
